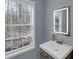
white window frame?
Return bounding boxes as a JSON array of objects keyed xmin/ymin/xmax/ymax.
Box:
[{"xmin": 5, "ymin": 0, "xmax": 35, "ymax": 59}]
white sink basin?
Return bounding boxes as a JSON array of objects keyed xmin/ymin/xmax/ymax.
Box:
[{"xmin": 40, "ymin": 40, "xmax": 72, "ymax": 59}]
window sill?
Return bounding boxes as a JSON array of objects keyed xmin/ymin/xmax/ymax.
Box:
[{"xmin": 5, "ymin": 45, "xmax": 35, "ymax": 59}]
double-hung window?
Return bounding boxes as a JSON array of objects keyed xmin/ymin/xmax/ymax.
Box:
[{"xmin": 5, "ymin": 0, "xmax": 35, "ymax": 58}]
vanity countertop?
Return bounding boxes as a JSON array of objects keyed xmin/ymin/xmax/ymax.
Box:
[{"xmin": 40, "ymin": 40, "xmax": 73, "ymax": 59}]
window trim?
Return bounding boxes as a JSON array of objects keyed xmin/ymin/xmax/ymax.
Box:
[
  {"xmin": 5, "ymin": 0, "xmax": 35, "ymax": 59},
  {"xmin": 5, "ymin": 44, "xmax": 34, "ymax": 59}
]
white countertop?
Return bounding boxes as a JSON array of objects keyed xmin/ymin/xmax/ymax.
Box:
[{"xmin": 40, "ymin": 40, "xmax": 73, "ymax": 59}]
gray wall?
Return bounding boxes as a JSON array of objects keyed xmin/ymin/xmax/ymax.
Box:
[
  {"xmin": 44, "ymin": 0, "xmax": 73, "ymax": 46},
  {"xmin": 11, "ymin": 0, "xmax": 45, "ymax": 59}
]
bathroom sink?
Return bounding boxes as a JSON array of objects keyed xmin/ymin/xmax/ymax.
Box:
[{"xmin": 40, "ymin": 40, "xmax": 72, "ymax": 59}]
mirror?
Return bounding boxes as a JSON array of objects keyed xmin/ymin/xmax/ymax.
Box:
[{"xmin": 54, "ymin": 7, "xmax": 69, "ymax": 35}]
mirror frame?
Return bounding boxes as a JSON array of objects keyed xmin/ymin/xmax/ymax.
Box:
[{"xmin": 53, "ymin": 7, "xmax": 69, "ymax": 35}]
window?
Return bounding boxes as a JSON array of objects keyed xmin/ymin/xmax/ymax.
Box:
[{"xmin": 5, "ymin": 0, "xmax": 35, "ymax": 58}]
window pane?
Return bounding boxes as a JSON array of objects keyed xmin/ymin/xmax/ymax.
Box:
[
  {"xmin": 16, "ymin": 3, "xmax": 22, "ymax": 24},
  {"xmin": 11, "ymin": 3, "xmax": 17, "ymax": 24},
  {"xmin": 11, "ymin": 26, "xmax": 22, "ymax": 37},
  {"xmin": 22, "ymin": 36, "xmax": 32, "ymax": 46},
  {"xmin": 5, "ymin": 1, "xmax": 12, "ymax": 24},
  {"xmin": 12, "ymin": 37, "xmax": 22, "ymax": 50},
  {"xmin": 5, "ymin": 40, "xmax": 11, "ymax": 52},
  {"xmin": 5, "ymin": 26, "xmax": 11, "ymax": 39},
  {"xmin": 22, "ymin": 26, "xmax": 31, "ymax": 36},
  {"xmin": 22, "ymin": 5, "xmax": 31, "ymax": 24}
]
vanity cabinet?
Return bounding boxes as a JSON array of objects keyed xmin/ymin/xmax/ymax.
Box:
[
  {"xmin": 40, "ymin": 49, "xmax": 73, "ymax": 59},
  {"xmin": 40, "ymin": 49, "xmax": 54, "ymax": 59},
  {"xmin": 66, "ymin": 51, "xmax": 73, "ymax": 59}
]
